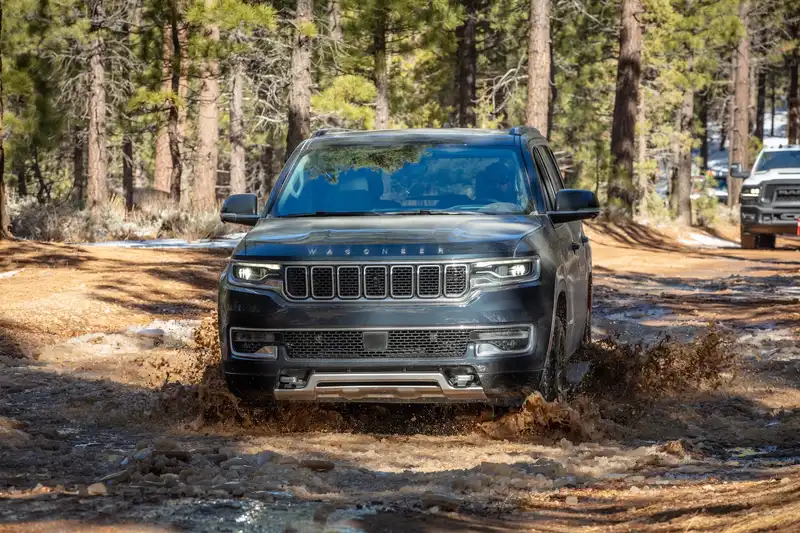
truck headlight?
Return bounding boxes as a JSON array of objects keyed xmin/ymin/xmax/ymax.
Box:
[
  {"xmin": 741, "ymin": 187, "xmax": 760, "ymax": 198},
  {"xmin": 229, "ymin": 262, "xmax": 281, "ymax": 286},
  {"xmin": 471, "ymin": 258, "xmax": 540, "ymax": 287}
]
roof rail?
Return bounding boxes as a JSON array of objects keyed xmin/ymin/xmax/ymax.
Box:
[
  {"xmin": 311, "ymin": 128, "xmax": 353, "ymax": 138},
  {"xmin": 509, "ymin": 126, "xmax": 543, "ymax": 137}
]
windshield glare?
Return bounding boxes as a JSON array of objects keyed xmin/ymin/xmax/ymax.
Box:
[
  {"xmin": 755, "ymin": 151, "xmax": 800, "ymax": 172},
  {"xmin": 271, "ymin": 144, "xmax": 533, "ymax": 217}
]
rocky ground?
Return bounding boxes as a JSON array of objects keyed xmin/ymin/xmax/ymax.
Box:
[{"xmin": 1, "ymin": 221, "xmax": 799, "ymax": 532}]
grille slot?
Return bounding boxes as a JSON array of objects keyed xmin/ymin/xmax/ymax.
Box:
[
  {"xmin": 337, "ymin": 266, "xmax": 360, "ymax": 299},
  {"xmin": 444, "ymin": 265, "xmax": 468, "ymax": 297},
  {"xmin": 390, "ymin": 266, "xmax": 414, "ymax": 298},
  {"xmin": 417, "ymin": 265, "xmax": 441, "ymax": 298},
  {"xmin": 310, "ymin": 267, "xmax": 335, "ymax": 299},
  {"xmin": 285, "ymin": 267, "xmax": 308, "ymax": 299},
  {"xmin": 363, "ymin": 266, "xmax": 388, "ymax": 298},
  {"xmin": 283, "ymin": 329, "xmax": 470, "ymax": 359}
]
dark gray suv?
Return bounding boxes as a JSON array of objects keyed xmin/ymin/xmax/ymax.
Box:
[{"xmin": 218, "ymin": 127, "xmax": 599, "ymax": 403}]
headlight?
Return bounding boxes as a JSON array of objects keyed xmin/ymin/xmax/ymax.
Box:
[
  {"xmin": 229, "ymin": 262, "xmax": 281, "ymax": 286},
  {"xmin": 471, "ymin": 258, "xmax": 540, "ymax": 287},
  {"xmin": 741, "ymin": 187, "xmax": 760, "ymax": 198}
]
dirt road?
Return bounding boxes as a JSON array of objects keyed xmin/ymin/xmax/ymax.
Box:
[{"xmin": 1, "ymin": 223, "xmax": 799, "ymax": 532}]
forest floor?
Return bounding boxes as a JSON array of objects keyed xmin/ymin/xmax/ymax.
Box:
[{"xmin": 1, "ymin": 221, "xmax": 800, "ymax": 532}]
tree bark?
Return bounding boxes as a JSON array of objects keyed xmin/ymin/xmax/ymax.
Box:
[
  {"xmin": 635, "ymin": 91, "xmax": 647, "ymax": 213},
  {"xmin": 259, "ymin": 144, "xmax": 276, "ymax": 197},
  {"xmin": 14, "ymin": 157, "xmax": 27, "ymax": 197},
  {"xmin": 154, "ymin": 26, "xmax": 172, "ymax": 193},
  {"xmin": 285, "ymin": 0, "xmax": 314, "ymax": 160},
  {"xmin": 456, "ymin": 0, "xmax": 478, "ymax": 128},
  {"xmin": 123, "ymin": 9, "xmax": 135, "ymax": 211},
  {"xmin": 525, "ymin": 0, "xmax": 551, "ymax": 136},
  {"xmin": 373, "ymin": 0, "xmax": 389, "ymax": 129},
  {"xmin": 87, "ymin": 1, "xmax": 107, "ymax": 207},
  {"xmin": 169, "ymin": 2, "xmax": 188, "ymax": 203},
  {"xmin": 608, "ymin": 0, "xmax": 642, "ymax": 215},
  {"xmin": 0, "ymin": 1, "xmax": 11, "ymax": 240},
  {"xmin": 229, "ymin": 60, "xmax": 247, "ymax": 194},
  {"xmin": 728, "ymin": 0, "xmax": 749, "ymax": 208},
  {"xmin": 699, "ymin": 92, "xmax": 709, "ymax": 171},
  {"xmin": 676, "ymin": 85, "xmax": 694, "ymax": 225},
  {"xmin": 770, "ymin": 70, "xmax": 775, "ymax": 137},
  {"xmin": 328, "ymin": 0, "xmax": 343, "ymax": 42},
  {"xmin": 789, "ymin": 54, "xmax": 799, "ymax": 145},
  {"xmin": 192, "ymin": 0, "xmax": 221, "ymax": 209},
  {"xmin": 73, "ymin": 130, "xmax": 86, "ymax": 207},
  {"xmin": 755, "ymin": 68, "xmax": 766, "ymax": 141}
]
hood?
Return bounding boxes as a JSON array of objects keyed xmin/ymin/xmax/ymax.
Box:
[
  {"xmin": 235, "ymin": 215, "xmax": 542, "ymax": 260},
  {"xmin": 743, "ymin": 168, "xmax": 800, "ymax": 187}
]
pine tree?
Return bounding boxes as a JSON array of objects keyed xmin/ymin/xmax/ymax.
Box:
[
  {"xmin": 0, "ymin": 0, "xmax": 10, "ymax": 240},
  {"xmin": 286, "ymin": 0, "xmax": 315, "ymax": 159},
  {"xmin": 526, "ymin": 0, "xmax": 551, "ymax": 136}
]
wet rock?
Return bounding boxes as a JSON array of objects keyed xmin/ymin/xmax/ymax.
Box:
[
  {"xmin": 313, "ymin": 504, "xmax": 337, "ymax": 523},
  {"xmin": 525, "ymin": 459, "xmax": 566, "ymax": 478},
  {"xmin": 153, "ymin": 437, "xmax": 179, "ymax": 450},
  {"xmin": 143, "ymin": 473, "xmax": 162, "ymax": 483},
  {"xmin": 255, "ymin": 451, "xmax": 275, "ymax": 465},
  {"xmin": 565, "ymin": 495, "xmax": 578, "ymax": 505},
  {"xmin": 179, "ymin": 468, "xmax": 196, "ymax": 482},
  {"xmin": 300, "ymin": 459, "xmax": 335, "ymax": 472},
  {"xmin": 99, "ymin": 470, "xmax": 130, "ymax": 484},
  {"xmin": 479, "ymin": 462, "xmax": 517, "ymax": 477},
  {"xmin": 161, "ymin": 474, "xmax": 180, "ymax": 487},
  {"xmin": 134, "ymin": 448, "xmax": 153, "ymax": 461},
  {"xmin": 553, "ymin": 476, "xmax": 577, "ymax": 489},
  {"xmin": 162, "ymin": 450, "xmax": 192, "ymax": 462},
  {"xmin": 420, "ymin": 493, "xmax": 460, "ymax": 511},
  {"xmin": 206, "ymin": 453, "xmax": 227, "ymax": 465},
  {"xmin": 215, "ymin": 482, "xmax": 245, "ymax": 497},
  {"xmin": 135, "ymin": 440, "xmax": 150, "ymax": 450},
  {"xmin": 87, "ymin": 482, "xmax": 108, "ymax": 496},
  {"xmin": 220, "ymin": 457, "xmax": 247, "ymax": 469},
  {"xmin": 452, "ymin": 475, "xmax": 483, "ymax": 492}
]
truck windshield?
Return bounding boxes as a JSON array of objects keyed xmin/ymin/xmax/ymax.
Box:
[
  {"xmin": 271, "ymin": 144, "xmax": 534, "ymax": 217},
  {"xmin": 755, "ymin": 151, "xmax": 800, "ymax": 172}
]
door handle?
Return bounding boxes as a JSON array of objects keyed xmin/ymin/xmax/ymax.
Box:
[{"xmin": 570, "ymin": 242, "xmax": 581, "ymax": 252}]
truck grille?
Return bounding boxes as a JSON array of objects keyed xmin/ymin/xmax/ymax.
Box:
[
  {"xmin": 282, "ymin": 329, "xmax": 470, "ymax": 358},
  {"xmin": 283, "ymin": 264, "xmax": 469, "ymax": 301},
  {"xmin": 774, "ymin": 187, "xmax": 800, "ymax": 203}
]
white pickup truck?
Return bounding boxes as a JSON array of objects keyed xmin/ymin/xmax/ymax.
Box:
[{"xmin": 733, "ymin": 146, "xmax": 800, "ymax": 249}]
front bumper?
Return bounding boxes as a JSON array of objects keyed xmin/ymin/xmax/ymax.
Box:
[
  {"xmin": 741, "ymin": 205, "xmax": 800, "ymax": 235},
  {"xmin": 218, "ymin": 280, "xmax": 553, "ymax": 403}
]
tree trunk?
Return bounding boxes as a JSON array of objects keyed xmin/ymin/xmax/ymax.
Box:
[
  {"xmin": 755, "ymin": 68, "xmax": 766, "ymax": 141},
  {"xmin": 456, "ymin": 0, "xmax": 478, "ymax": 128},
  {"xmin": 525, "ymin": 0, "xmax": 551, "ymax": 136},
  {"xmin": 635, "ymin": 91, "xmax": 647, "ymax": 213},
  {"xmin": 169, "ymin": 1, "xmax": 187, "ymax": 203},
  {"xmin": 328, "ymin": 0, "xmax": 343, "ymax": 42},
  {"xmin": 728, "ymin": 1, "xmax": 749, "ymax": 208},
  {"xmin": 699, "ymin": 92, "xmax": 709, "ymax": 171},
  {"xmin": 285, "ymin": 0, "xmax": 314, "ymax": 160},
  {"xmin": 259, "ymin": 144, "xmax": 276, "ymax": 198},
  {"xmin": 192, "ymin": 0, "xmax": 221, "ymax": 209},
  {"xmin": 770, "ymin": 70, "xmax": 775, "ymax": 137},
  {"xmin": 373, "ymin": 1, "xmax": 389, "ymax": 129},
  {"xmin": 789, "ymin": 55, "xmax": 799, "ymax": 145},
  {"xmin": 87, "ymin": 1, "xmax": 107, "ymax": 207},
  {"xmin": 608, "ymin": 0, "xmax": 642, "ymax": 215},
  {"xmin": 229, "ymin": 60, "xmax": 247, "ymax": 194},
  {"xmin": 123, "ymin": 9, "xmax": 135, "ymax": 211},
  {"xmin": 14, "ymin": 157, "xmax": 27, "ymax": 197},
  {"xmin": 73, "ymin": 131, "xmax": 86, "ymax": 208},
  {"xmin": 677, "ymin": 86, "xmax": 694, "ymax": 226},
  {"xmin": 154, "ymin": 25, "xmax": 173, "ymax": 193},
  {"xmin": 0, "ymin": 1, "xmax": 11, "ymax": 240}
]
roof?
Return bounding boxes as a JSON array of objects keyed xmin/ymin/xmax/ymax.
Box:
[{"xmin": 305, "ymin": 127, "xmax": 544, "ymax": 148}]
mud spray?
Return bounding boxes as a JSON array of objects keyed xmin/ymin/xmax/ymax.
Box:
[{"xmin": 159, "ymin": 315, "xmax": 738, "ymax": 442}]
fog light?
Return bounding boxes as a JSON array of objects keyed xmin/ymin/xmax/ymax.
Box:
[
  {"xmin": 231, "ymin": 329, "xmax": 279, "ymax": 359},
  {"xmin": 471, "ymin": 328, "xmax": 532, "ymax": 356}
]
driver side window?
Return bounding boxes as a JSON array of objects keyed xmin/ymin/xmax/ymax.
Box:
[{"xmin": 530, "ymin": 144, "xmax": 559, "ymax": 211}]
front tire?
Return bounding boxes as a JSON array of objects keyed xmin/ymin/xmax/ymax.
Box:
[{"xmin": 540, "ymin": 313, "xmax": 568, "ymax": 402}]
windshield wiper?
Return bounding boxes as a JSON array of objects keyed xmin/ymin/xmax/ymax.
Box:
[
  {"xmin": 279, "ymin": 211, "xmax": 385, "ymax": 218},
  {"xmin": 383, "ymin": 209, "xmax": 486, "ymax": 216}
]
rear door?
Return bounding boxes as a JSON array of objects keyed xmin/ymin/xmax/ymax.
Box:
[{"xmin": 530, "ymin": 143, "xmax": 586, "ymax": 354}]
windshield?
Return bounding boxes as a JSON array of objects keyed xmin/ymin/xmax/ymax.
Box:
[
  {"xmin": 755, "ymin": 151, "xmax": 800, "ymax": 172},
  {"xmin": 271, "ymin": 144, "xmax": 533, "ymax": 217}
]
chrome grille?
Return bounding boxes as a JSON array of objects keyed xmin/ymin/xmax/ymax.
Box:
[
  {"xmin": 444, "ymin": 265, "xmax": 468, "ymax": 297},
  {"xmin": 310, "ymin": 266, "xmax": 334, "ymax": 299},
  {"xmin": 337, "ymin": 266, "xmax": 360, "ymax": 299},
  {"xmin": 417, "ymin": 265, "xmax": 441, "ymax": 298},
  {"xmin": 364, "ymin": 266, "xmax": 388, "ymax": 298},
  {"xmin": 283, "ymin": 329, "xmax": 470, "ymax": 358},
  {"xmin": 285, "ymin": 267, "xmax": 308, "ymax": 299},
  {"xmin": 390, "ymin": 266, "xmax": 414, "ymax": 298},
  {"xmin": 286, "ymin": 264, "xmax": 469, "ymax": 301}
]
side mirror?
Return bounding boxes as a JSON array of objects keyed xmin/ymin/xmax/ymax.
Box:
[
  {"xmin": 729, "ymin": 163, "xmax": 749, "ymax": 179},
  {"xmin": 221, "ymin": 194, "xmax": 260, "ymax": 226},
  {"xmin": 549, "ymin": 189, "xmax": 600, "ymax": 224}
]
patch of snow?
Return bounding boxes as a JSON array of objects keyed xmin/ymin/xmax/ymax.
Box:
[
  {"xmin": 679, "ymin": 232, "xmax": 738, "ymax": 249},
  {"xmin": 129, "ymin": 319, "xmax": 202, "ymax": 347},
  {"xmin": 0, "ymin": 268, "xmax": 24, "ymax": 279},
  {"xmin": 79, "ymin": 235, "xmax": 243, "ymax": 249}
]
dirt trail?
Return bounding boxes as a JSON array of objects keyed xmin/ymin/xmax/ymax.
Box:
[{"xmin": 1, "ymin": 223, "xmax": 799, "ymax": 532}]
